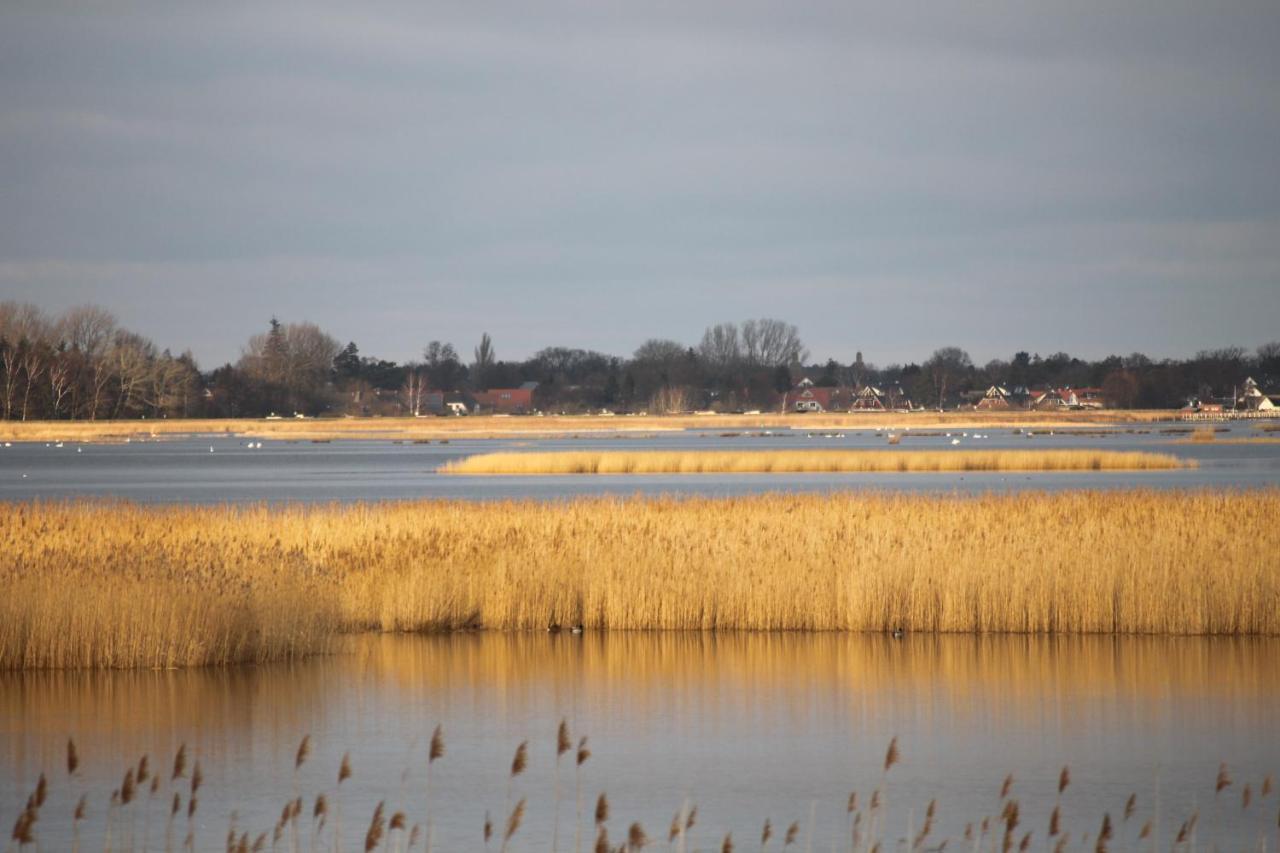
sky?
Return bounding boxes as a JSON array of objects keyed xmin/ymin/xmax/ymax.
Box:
[{"xmin": 1, "ymin": 1, "xmax": 1278, "ymax": 369}]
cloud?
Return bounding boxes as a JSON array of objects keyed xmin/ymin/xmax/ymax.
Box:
[{"xmin": 1, "ymin": 1, "xmax": 1278, "ymax": 366}]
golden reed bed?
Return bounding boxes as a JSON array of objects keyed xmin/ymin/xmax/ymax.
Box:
[
  {"xmin": 440, "ymin": 448, "xmax": 1187, "ymax": 474},
  {"xmin": 2, "ymin": 490, "xmax": 1277, "ymax": 669}
]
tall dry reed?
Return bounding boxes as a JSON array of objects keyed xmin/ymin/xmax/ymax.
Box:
[
  {"xmin": 1, "ymin": 490, "xmax": 1277, "ymax": 670},
  {"xmin": 440, "ymin": 448, "xmax": 1188, "ymax": 475}
]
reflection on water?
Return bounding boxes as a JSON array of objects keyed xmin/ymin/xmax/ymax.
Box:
[{"xmin": 3, "ymin": 633, "xmax": 1278, "ymax": 849}]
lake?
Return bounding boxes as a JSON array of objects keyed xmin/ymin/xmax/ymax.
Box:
[
  {"xmin": 1, "ymin": 423, "xmax": 1278, "ymax": 503},
  {"xmin": 3, "ymin": 424, "xmax": 1277, "ymax": 850},
  {"xmin": 3, "ymin": 633, "xmax": 1276, "ymax": 850}
]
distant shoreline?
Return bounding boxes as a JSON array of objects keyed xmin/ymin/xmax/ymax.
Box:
[{"xmin": 0, "ymin": 409, "xmax": 1211, "ymax": 443}]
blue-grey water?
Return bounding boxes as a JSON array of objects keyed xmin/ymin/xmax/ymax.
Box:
[
  {"xmin": 3, "ymin": 633, "xmax": 1278, "ymax": 852},
  {"xmin": 1, "ymin": 422, "xmax": 1278, "ymax": 503}
]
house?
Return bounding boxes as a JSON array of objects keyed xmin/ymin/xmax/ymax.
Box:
[
  {"xmin": 471, "ymin": 381, "xmax": 539, "ymax": 414},
  {"xmin": 976, "ymin": 386, "xmax": 1015, "ymax": 410},
  {"xmin": 1238, "ymin": 377, "xmax": 1276, "ymax": 411},
  {"xmin": 1031, "ymin": 387, "xmax": 1106, "ymax": 410},
  {"xmin": 1181, "ymin": 397, "xmax": 1223, "ymax": 413},
  {"xmin": 851, "ymin": 385, "xmax": 886, "ymax": 411},
  {"xmin": 851, "ymin": 383, "xmax": 913, "ymax": 411},
  {"xmin": 784, "ymin": 378, "xmax": 852, "ymax": 412}
]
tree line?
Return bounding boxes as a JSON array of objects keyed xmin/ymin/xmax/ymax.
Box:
[{"xmin": 1, "ymin": 300, "xmax": 1277, "ymax": 419}]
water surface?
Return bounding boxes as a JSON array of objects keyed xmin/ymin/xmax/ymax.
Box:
[
  {"xmin": 2, "ymin": 424, "xmax": 1278, "ymax": 503},
  {"xmin": 3, "ymin": 634, "xmax": 1276, "ymax": 850}
]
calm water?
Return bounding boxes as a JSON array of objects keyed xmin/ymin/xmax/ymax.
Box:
[
  {"xmin": 2, "ymin": 634, "xmax": 1277, "ymax": 850},
  {"xmin": 1, "ymin": 423, "xmax": 1278, "ymax": 503},
  {"xmin": 4, "ymin": 427, "xmax": 1277, "ymax": 850}
]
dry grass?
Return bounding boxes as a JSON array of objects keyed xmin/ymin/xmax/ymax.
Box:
[
  {"xmin": 1176, "ymin": 433, "xmax": 1280, "ymax": 445},
  {"xmin": 0, "ymin": 410, "xmax": 1182, "ymax": 443},
  {"xmin": 2, "ymin": 490, "xmax": 1277, "ymax": 669},
  {"xmin": 440, "ymin": 448, "xmax": 1188, "ymax": 474}
]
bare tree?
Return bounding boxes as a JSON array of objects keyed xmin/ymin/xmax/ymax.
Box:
[
  {"xmin": 401, "ymin": 364, "xmax": 428, "ymax": 416},
  {"xmin": 741, "ymin": 319, "xmax": 808, "ymax": 367},
  {"xmin": 47, "ymin": 350, "xmax": 76, "ymax": 418},
  {"xmin": 472, "ymin": 333, "xmax": 496, "ymax": 389},
  {"xmin": 57, "ymin": 305, "xmax": 119, "ymax": 419},
  {"xmin": 633, "ymin": 339, "xmax": 686, "ymax": 364},
  {"xmin": 698, "ymin": 323, "xmax": 742, "ymax": 368},
  {"xmin": 142, "ymin": 351, "xmax": 198, "ymax": 417},
  {"xmin": 242, "ymin": 319, "xmax": 341, "ymax": 412},
  {"xmin": 924, "ymin": 347, "xmax": 973, "ymax": 410},
  {"xmin": 0, "ymin": 342, "xmax": 19, "ymax": 420},
  {"xmin": 18, "ymin": 341, "xmax": 48, "ymax": 421},
  {"xmin": 649, "ymin": 385, "xmax": 691, "ymax": 414},
  {"xmin": 110, "ymin": 331, "xmax": 156, "ymax": 418}
]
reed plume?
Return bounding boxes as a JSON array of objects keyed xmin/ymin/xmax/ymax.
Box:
[
  {"xmin": 626, "ymin": 821, "xmax": 647, "ymax": 851},
  {"xmin": 1243, "ymin": 783, "xmax": 1252, "ymax": 809},
  {"xmin": 426, "ymin": 724, "xmax": 444, "ymax": 853},
  {"xmin": 364, "ymin": 801, "xmax": 385, "ymax": 853},
  {"xmin": 594, "ymin": 793, "xmax": 609, "ymax": 827},
  {"xmin": 1058, "ymin": 766, "xmax": 1070, "ymax": 795},
  {"xmin": 429, "ymin": 725, "xmax": 444, "ymax": 763},
  {"xmin": 295, "ymin": 735, "xmax": 311, "ymax": 771},
  {"xmin": 172, "ymin": 744, "xmax": 187, "ymax": 781},
  {"xmin": 553, "ymin": 719, "xmax": 570, "ymax": 853},
  {"xmin": 784, "ymin": 821, "xmax": 798, "ymax": 846},
  {"xmin": 883, "ymin": 737, "xmax": 900, "ymax": 772},
  {"xmin": 1000, "ymin": 773, "xmax": 1013, "ymax": 800},
  {"xmin": 574, "ymin": 737, "xmax": 591, "ymax": 853},
  {"xmin": 761, "ymin": 818, "xmax": 772, "ymax": 848},
  {"xmin": 593, "ymin": 827, "xmax": 608, "ymax": 853},
  {"xmin": 1124, "ymin": 793, "xmax": 1136, "ymax": 820},
  {"xmin": 1216, "ymin": 762, "xmax": 1232, "ymax": 793},
  {"xmin": 721, "ymin": 832, "xmax": 733, "ymax": 853},
  {"xmin": 501, "ymin": 798, "xmax": 525, "ymax": 853},
  {"xmin": 511, "ymin": 741, "xmax": 528, "ymax": 778},
  {"xmin": 67, "ymin": 738, "xmax": 80, "ymax": 776}
]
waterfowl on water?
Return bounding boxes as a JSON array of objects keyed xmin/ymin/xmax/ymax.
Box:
[
  {"xmin": 570, "ymin": 624, "xmax": 584, "ymax": 634},
  {"xmin": 547, "ymin": 624, "xmax": 561, "ymax": 633},
  {"xmin": 891, "ymin": 628, "xmax": 904, "ymax": 639}
]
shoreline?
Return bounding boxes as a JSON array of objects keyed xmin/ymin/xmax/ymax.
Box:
[{"xmin": 0, "ymin": 410, "xmax": 1207, "ymax": 443}]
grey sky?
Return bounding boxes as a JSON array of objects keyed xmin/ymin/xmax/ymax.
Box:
[{"xmin": 2, "ymin": 1, "xmax": 1278, "ymax": 369}]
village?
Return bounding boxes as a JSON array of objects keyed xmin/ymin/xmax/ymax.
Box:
[{"xmin": 408, "ymin": 375, "xmax": 1280, "ymax": 418}]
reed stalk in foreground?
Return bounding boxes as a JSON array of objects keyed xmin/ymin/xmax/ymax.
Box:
[
  {"xmin": 439, "ymin": 448, "xmax": 1188, "ymax": 475},
  {"xmin": 1, "ymin": 489, "xmax": 1277, "ymax": 670},
  {"xmin": 9, "ymin": 733, "xmax": 1274, "ymax": 853}
]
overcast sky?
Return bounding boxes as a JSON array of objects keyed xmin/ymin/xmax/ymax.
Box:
[{"xmin": 2, "ymin": 1, "xmax": 1278, "ymax": 368}]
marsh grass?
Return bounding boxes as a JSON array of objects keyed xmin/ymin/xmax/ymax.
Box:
[
  {"xmin": 1, "ymin": 490, "xmax": 1277, "ymax": 670},
  {"xmin": 439, "ymin": 448, "xmax": 1188, "ymax": 475}
]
